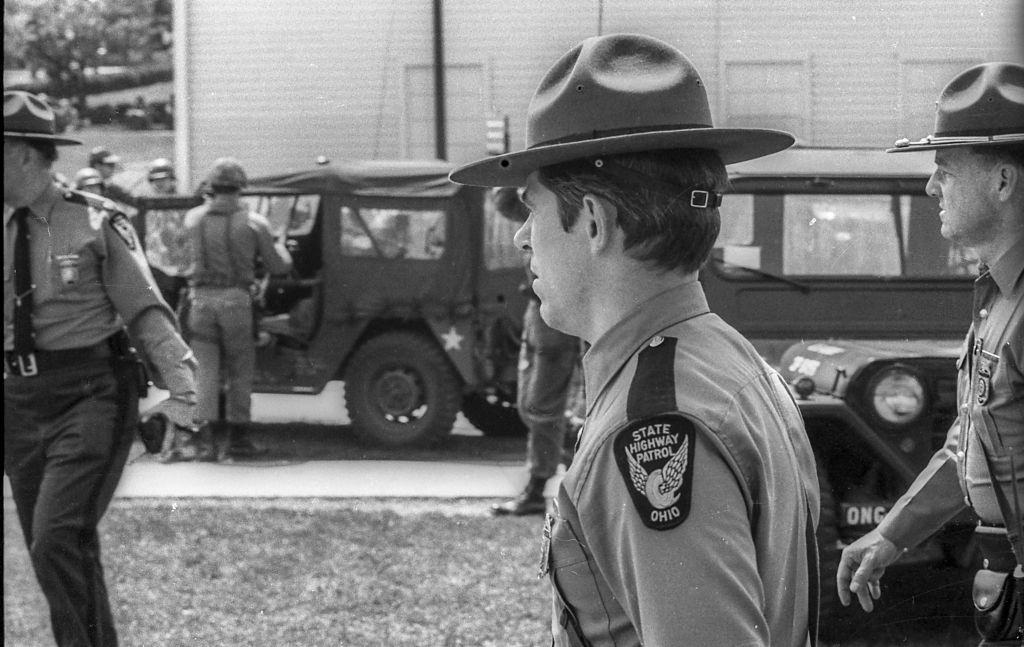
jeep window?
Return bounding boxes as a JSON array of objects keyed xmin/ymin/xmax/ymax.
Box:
[
  {"xmin": 783, "ymin": 194, "xmax": 901, "ymax": 276},
  {"xmin": 339, "ymin": 206, "xmax": 446, "ymax": 260},
  {"xmin": 484, "ymin": 194, "xmax": 523, "ymax": 270},
  {"xmin": 241, "ymin": 194, "xmax": 321, "ymax": 238},
  {"xmin": 714, "ymin": 192, "xmax": 978, "ymax": 279},
  {"xmin": 143, "ymin": 208, "xmax": 194, "ymax": 277}
]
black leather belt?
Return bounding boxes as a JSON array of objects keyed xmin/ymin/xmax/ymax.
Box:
[
  {"xmin": 5, "ymin": 339, "xmax": 117, "ymax": 377},
  {"xmin": 976, "ymin": 524, "xmax": 1018, "ymax": 572}
]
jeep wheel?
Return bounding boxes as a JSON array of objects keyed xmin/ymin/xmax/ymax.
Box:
[
  {"xmin": 345, "ymin": 331, "xmax": 461, "ymax": 446},
  {"xmin": 816, "ymin": 461, "xmax": 854, "ymax": 640},
  {"xmin": 461, "ymin": 390, "xmax": 527, "ymax": 437}
]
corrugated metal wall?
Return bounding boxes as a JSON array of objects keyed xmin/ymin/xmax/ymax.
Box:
[{"xmin": 178, "ymin": 0, "xmax": 1019, "ymax": 188}]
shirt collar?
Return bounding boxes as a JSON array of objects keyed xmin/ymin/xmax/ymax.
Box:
[
  {"xmin": 4, "ymin": 182, "xmax": 61, "ymax": 227},
  {"xmin": 986, "ymin": 234, "xmax": 1024, "ymax": 298},
  {"xmin": 583, "ymin": 280, "xmax": 710, "ymax": 414}
]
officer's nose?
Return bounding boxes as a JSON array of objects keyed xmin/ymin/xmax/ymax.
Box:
[
  {"xmin": 513, "ymin": 216, "xmax": 532, "ymax": 252},
  {"xmin": 925, "ymin": 171, "xmax": 941, "ymax": 199}
]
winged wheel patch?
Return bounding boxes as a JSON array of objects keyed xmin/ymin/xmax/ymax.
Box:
[{"xmin": 613, "ymin": 414, "xmax": 696, "ymax": 530}]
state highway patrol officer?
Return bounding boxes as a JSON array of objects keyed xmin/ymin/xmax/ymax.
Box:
[
  {"xmin": 3, "ymin": 90, "xmax": 198, "ymax": 647},
  {"xmin": 837, "ymin": 63, "xmax": 1024, "ymax": 646},
  {"xmin": 183, "ymin": 157, "xmax": 292, "ymax": 460},
  {"xmin": 451, "ymin": 34, "xmax": 820, "ymax": 646}
]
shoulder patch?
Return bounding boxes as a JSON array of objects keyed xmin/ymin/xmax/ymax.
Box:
[
  {"xmin": 108, "ymin": 212, "xmax": 138, "ymax": 250},
  {"xmin": 614, "ymin": 413, "xmax": 696, "ymax": 530}
]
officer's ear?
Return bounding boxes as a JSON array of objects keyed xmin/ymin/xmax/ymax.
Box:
[
  {"xmin": 580, "ymin": 193, "xmax": 617, "ymax": 255},
  {"xmin": 992, "ymin": 159, "xmax": 1021, "ymax": 203}
]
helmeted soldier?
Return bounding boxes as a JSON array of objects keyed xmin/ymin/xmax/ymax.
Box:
[
  {"xmin": 183, "ymin": 157, "xmax": 292, "ymax": 460},
  {"xmin": 4, "ymin": 90, "xmax": 198, "ymax": 646},
  {"xmin": 72, "ymin": 166, "xmax": 105, "ymax": 194}
]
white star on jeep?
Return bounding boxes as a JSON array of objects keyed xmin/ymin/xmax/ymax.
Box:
[{"xmin": 441, "ymin": 326, "xmax": 463, "ymax": 351}]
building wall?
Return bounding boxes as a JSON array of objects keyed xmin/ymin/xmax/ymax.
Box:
[{"xmin": 177, "ymin": 0, "xmax": 1019, "ymax": 188}]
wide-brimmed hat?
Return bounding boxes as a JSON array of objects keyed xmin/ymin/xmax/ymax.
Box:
[
  {"xmin": 451, "ymin": 34, "xmax": 794, "ymax": 187},
  {"xmin": 3, "ymin": 90, "xmax": 82, "ymax": 145},
  {"xmin": 888, "ymin": 62, "xmax": 1024, "ymax": 153}
]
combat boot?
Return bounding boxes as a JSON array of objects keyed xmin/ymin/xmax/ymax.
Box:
[
  {"xmin": 491, "ymin": 476, "xmax": 548, "ymax": 516},
  {"xmin": 226, "ymin": 424, "xmax": 267, "ymax": 459}
]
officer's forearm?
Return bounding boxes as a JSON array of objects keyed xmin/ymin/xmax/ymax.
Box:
[{"xmin": 128, "ymin": 307, "xmax": 198, "ymax": 404}]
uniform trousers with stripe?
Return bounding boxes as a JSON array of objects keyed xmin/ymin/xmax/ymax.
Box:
[{"xmin": 4, "ymin": 357, "xmax": 139, "ymax": 647}]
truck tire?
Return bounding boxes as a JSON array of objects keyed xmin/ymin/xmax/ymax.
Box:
[
  {"xmin": 345, "ymin": 331, "xmax": 461, "ymax": 446},
  {"xmin": 816, "ymin": 460, "xmax": 853, "ymax": 641},
  {"xmin": 461, "ymin": 391, "xmax": 528, "ymax": 437}
]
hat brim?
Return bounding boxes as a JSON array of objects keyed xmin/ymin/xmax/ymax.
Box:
[
  {"xmin": 887, "ymin": 133, "xmax": 1024, "ymax": 153},
  {"xmin": 4, "ymin": 130, "xmax": 82, "ymax": 146},
  {"xmin": 450, "ymin": 127, "xmax": 795, "ymax": 186}
]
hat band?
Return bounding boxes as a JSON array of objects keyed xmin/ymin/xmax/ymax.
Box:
[
  {"xmin": 529, "ymin": 122, "xmax": 712, "ymax": 149},
  {"xmin": 893, "ymin": 132, "xmax": 1024, "ymax": 148}
]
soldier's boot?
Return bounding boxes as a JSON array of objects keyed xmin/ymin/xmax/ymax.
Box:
[
  {"xmin": 226, "ymin": 424, "xmax": 267, "ymax": 459},
  {"xmin": 491, "ymin": 476, "xmax": 548, "ymax": 516},
  {"xmin": 192, "ymin": 423, "xmax": 218, "ymax": 462}
]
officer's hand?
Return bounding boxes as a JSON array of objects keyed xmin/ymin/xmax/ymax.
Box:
[
  {"xmin": 141, "ymin": 397, "xmax": 196, "ymax": 431},
  {"xmin": 836, "ymin": 529, "xmax": 902, "ymax": 612}
]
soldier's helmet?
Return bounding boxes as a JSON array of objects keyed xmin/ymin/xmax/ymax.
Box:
[
  {"xmin": 204, "ymin": 157, "xmax": 248, "ymax": 191},
  {"xmin": 88, "ymin": 146, "xmax": 120, "ymax": 167},
  {"xmin": 73, "ymin": 167, "xmax": 105, "ymax": 191},
  {"xmin": 148, "ymin": 157, "xmax": 176, "ymax": 181}
]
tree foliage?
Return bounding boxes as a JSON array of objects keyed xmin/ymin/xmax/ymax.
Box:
[{"xmin": 4, "ymin": 0, "xmax": 171, "ymax": 100}]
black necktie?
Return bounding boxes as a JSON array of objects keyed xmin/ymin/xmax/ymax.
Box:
[{"xmin": 13, "ymin": 207, "xmax": 35, "ymax": 359}]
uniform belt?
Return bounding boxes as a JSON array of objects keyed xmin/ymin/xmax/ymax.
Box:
[
  {"xmin": 976, "ymin": 524, "xmax": 1019, "ymax": 572},
  {"xmin": 4, "ymin": 337, "xmax": 120, "ymax": 378}
]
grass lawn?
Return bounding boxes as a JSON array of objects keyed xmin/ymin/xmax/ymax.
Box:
[{"xmin": 4, "ymin": 498, "xmax": 979, "ymax": 647}]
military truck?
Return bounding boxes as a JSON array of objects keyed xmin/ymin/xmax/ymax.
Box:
[
  {"xmin": 707, "ymin": 147, "xmax": 975, "ymax": 633},
  {"xmin": 135, "ymin": 160, "xmax": 530, "ymax": 447}
]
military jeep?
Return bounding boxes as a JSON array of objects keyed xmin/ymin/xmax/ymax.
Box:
[
  {"xmin": 703, "ymin": 147, "xmax": 977, "ymax": 632},
  {"xmin": 134, "ymin": 160, "xmax": 529, "ymax": 446}
]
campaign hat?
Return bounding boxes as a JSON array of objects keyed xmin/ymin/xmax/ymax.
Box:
[
  {"xmin": 450, "ymin": 33, "xmax": 794, "ymax": 187},
  {"xmin": 3, "ymin": 90, "xmax": 82, "ymax": 145},
  {"xmin": 888, "ymin": 62, "xmax": 1024, "ymax": 153}
]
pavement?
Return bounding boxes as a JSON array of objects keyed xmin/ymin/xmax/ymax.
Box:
[{"xmin": 2, "ymin": 381, "xmax": 563, "ymax": 501}]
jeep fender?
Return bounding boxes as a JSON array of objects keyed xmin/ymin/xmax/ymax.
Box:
[
  {"xmin": 424, "ymin": 317, "xmax": 477, "ymax": 384},
  {"xmin": 796, "ymin": 397, "xmax": 919, "ymax": 485}
]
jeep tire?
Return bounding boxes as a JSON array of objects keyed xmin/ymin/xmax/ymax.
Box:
[
  {"xmin": 345, "ymin": 331, "xmax": 462, "ymax": 446},
  {"xmin": 461, "ymin": 391, "xmax": 528, "ymax": 437}
]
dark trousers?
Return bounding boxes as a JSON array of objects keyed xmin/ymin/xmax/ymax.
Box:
[{"xmin": 4, "ymin": 358, "xmax": 138, "ymax": 647}]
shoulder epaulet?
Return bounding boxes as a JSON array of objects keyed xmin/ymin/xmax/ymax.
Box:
[{"xmin": 64, "ymin": 188, "xmax": 121, "ymax": 214}]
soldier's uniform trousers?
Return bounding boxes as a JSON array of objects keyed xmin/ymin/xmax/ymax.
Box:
[
  {"xmin": 517, "ymin": 299, "xmax": 578, "ymax": 480},
  {"xmin": 4, "ymin": 350, "xmax": 139, "ymax": 647},
  {"xmin": 187, "ymin": 286, "xmax": 254, "ymax": 423}
]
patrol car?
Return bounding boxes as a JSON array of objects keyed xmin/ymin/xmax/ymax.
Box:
[
  {"xmin": 708, "ymin": 148, "xmax": 975, "ymax": 633},
  {"xmin": 134, "ymin": 160, "xmax": 529, "ymax": 446}
]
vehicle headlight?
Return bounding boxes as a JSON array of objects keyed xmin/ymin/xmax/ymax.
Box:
[{"xmin": 867, "ymin": 365, "xmax": 926, "ymax": 426}]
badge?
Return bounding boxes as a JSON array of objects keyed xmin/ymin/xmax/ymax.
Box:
[
  {"xmin": 56, "ymin": 254, "xmax": 80, "ymax": 286},
  {"xmin": 109, "ymin": 212, "xmax": 138, "ymax": 250},
  {"xmin": 976, "ymin": 351, "xmax": 998, "ymax": 406},
  {"xmin": 614, "ymin": 413, "xmax": 696, "ymax": 530}
]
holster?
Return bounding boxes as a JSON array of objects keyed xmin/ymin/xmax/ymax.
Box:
[
  {"xmin": 110, "ymin": 329, "xmax": 150, "ymax": 396},
  {"xmin": 973, "ymin": 526, "xmax": 1024, "ymax": 643}
]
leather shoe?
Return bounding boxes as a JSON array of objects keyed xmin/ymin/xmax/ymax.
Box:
[{"xmin": 491, "ymin": 477, "xmax": 548, "ymax": 516}]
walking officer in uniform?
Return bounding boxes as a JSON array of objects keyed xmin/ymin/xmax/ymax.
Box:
[
  {"xmin": 451, "ymin": 34, "xmax": 820, "ymax": 646},
  {"xmin": 183, "ymin": 158, "xmax": 292, "ymax": 460},
  {"xmin": 837, "ymin": 63, "xmax": 1024, "ymax": 646},
  {"xmin": 4, "ymin": 90, "xmax": 198, "ymax": 646}
]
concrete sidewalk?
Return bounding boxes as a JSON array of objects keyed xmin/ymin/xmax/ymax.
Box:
[{"xmin": 2, "ymin": 448, "xmax": 562, "ymax": 500}]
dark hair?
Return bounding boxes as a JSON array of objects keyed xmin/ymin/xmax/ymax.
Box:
[
  {"xmin": 537, "ymin": 148, "xmax": 727, "ymax": 273},
  {"xmin": 971, "ymin": 144, "xmax": 1024, "ymax": 169},
  {"xmin": 21, "ymin": 138, "xmax": 59, "ymax": 164}
]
